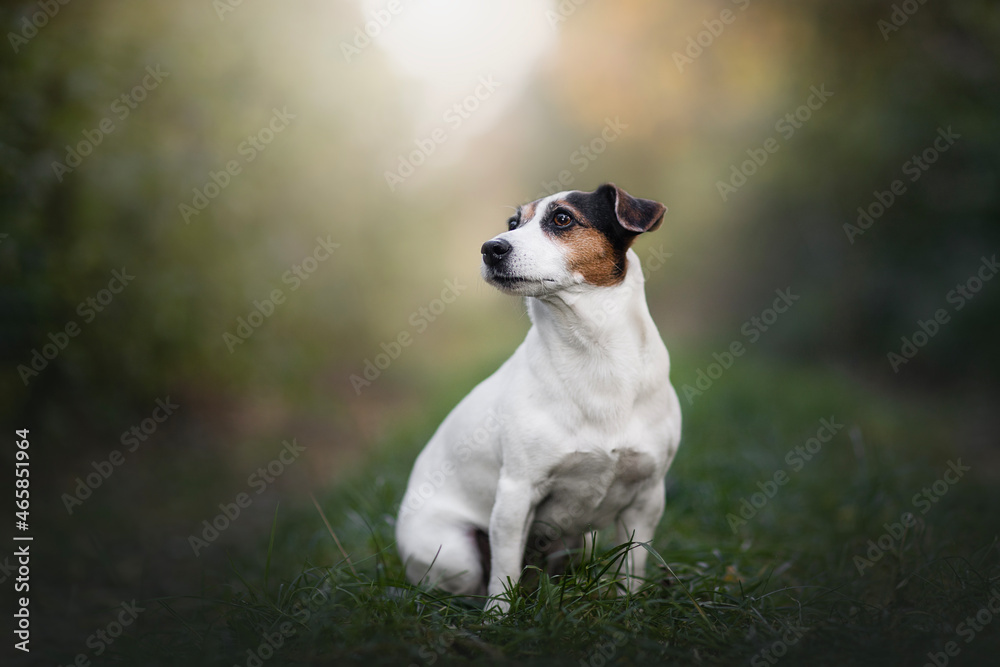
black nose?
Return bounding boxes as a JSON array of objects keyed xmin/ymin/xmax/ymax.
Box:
[{"xmin": 481, "ymin": 238, "xmax": 511, "ymax": 267}]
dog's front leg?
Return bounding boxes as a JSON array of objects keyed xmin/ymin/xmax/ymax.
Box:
[
  {"xmin": 485, "ymin": 476, "xmax": 535, "ymax": 614},
  {"xmin": 615, "ymin": 481, "xmax": 666, "ymax": 594}
]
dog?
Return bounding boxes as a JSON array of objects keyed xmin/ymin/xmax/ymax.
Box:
[{"xmin": 395, "ymin": 183, "xmax": 681, "ymax": 613}]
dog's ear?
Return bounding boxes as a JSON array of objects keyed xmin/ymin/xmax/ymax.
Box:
[{"xmin": 596, "ymin": 183, "xmax": 666, "ymax": 234}]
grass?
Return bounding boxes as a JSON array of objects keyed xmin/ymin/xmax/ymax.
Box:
[{"xmin": 93, "ymin": 357, "xmax": 1000, "ymax": 666}]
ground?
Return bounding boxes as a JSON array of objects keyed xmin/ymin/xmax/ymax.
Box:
[{"xmin": 43, "ymin": 355, "xmax": 1000, "ymax": 666}]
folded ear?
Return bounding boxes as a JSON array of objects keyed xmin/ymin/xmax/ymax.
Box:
[{"xmin": 596, "ymin": 183, "xmax": 666, "ymax": 234}]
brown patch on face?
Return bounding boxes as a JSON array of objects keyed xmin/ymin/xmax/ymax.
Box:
[
  {"xmin": 558, "ymin": 222, "xmax": 627, "ymax": 287},
  {"xmin": 519, "ymin": 200, "xmax": 539, "ymax": 224}
]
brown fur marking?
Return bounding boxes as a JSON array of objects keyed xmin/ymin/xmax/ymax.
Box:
[
  {"xmin": 560, "ymin": 224, "xmax": 626, "ymax": 287},
  {"xmin": 520, "ymin": 201, "xmax": 538, "ymax": 224}
]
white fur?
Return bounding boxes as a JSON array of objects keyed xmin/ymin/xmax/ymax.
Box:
[{"xmin": 396, "ymin": 197, "xmax": 681, "ymax": 613}]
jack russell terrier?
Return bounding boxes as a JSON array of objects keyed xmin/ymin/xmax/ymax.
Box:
[{"xmin": 396, "ymin": 183, "xmax": 681, "ymax": 612}]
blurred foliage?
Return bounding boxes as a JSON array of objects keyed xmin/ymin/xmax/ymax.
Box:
[
  {"xmin": 1, "ymin": 0, "xmax": 998, "ymax": 429},
  {"xmin": 4, "ymin": 2, "xmax": 999, "ymax": 663}
]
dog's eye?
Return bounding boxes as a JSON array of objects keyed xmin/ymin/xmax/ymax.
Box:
[
  {"xmin": 507, "ymin": 217, "xmax": 518, "ymax": 231},
  {"xmin": 553, "ymin": 212, "xmax": 573, "ymax": 227}
]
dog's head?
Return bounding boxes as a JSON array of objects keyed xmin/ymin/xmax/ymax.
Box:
[{"xmin": 481, "ymin": 183, "xmax": 666, "ymax": 296}]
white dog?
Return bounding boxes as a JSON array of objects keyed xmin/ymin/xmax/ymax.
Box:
[{"xmin": 396, "ymin": 184, "xmax": 681, "ymax": 612}]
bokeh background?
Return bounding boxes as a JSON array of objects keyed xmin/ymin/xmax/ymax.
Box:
[{"xmin": 2, "ymin": 0, "xmax": 999, "ymax": 664}]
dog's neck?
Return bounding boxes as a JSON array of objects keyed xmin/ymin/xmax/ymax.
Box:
[
  {"xmin": 526, "ymin": 251, "xmax": 654, "ymax": 366},
  {"xmin": 523, "ymin": 252, "xmax": 663, "ymax": 424}
]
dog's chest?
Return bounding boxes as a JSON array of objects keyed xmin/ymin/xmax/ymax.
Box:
[{"xmin": 534, "ymin": 447, "xmax": 657, "ymax": 531}]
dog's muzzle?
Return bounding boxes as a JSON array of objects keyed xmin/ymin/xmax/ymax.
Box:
[{"xmin": 481, "ymin": 238, "xmax": 511, "ymax": 268}]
